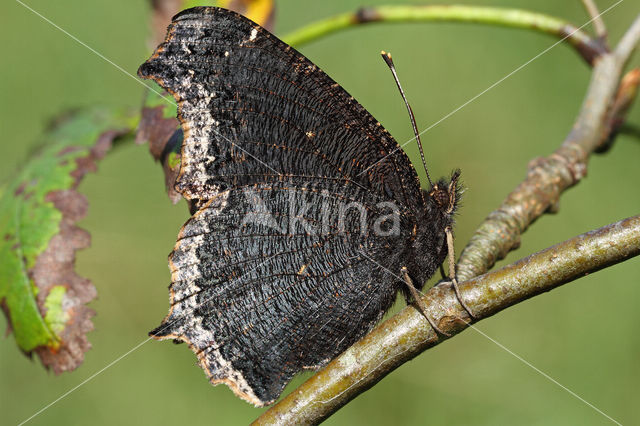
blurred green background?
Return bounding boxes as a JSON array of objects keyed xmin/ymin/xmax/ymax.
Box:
[{"xmin": 1, "ymin": 0, "xmax": 639, "ymax": 424}]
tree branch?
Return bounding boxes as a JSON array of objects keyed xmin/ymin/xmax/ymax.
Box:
[
  {"xmin": 615, "ymin": 14, "xmax": 640, "ymax": 62},
  {"xmin": 456, "ymin": 14, "xmax": 640, "ymax": 283},
  {"xmin": 597, "ymin": 67, "xmax": 640, "ymax": 152},
  {"xmin": 581, "ymin": 0, "xmax": 608, "ymax": 41},
  {"xmin": 254, "ymin": 215, "xmax": 640, "ymax": 425},
  {"xmin": 281, "ymin": 5, "xmax": 607, "ymax": 64}
]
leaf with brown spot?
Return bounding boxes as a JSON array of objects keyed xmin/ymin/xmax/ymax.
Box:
[{"xmin": 0, "ymin": 108, "xmax": 135, "ymax": 374}]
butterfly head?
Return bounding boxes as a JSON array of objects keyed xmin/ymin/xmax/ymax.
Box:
[
  {"xmin": 405, "ymin": 170, "xmax": 461, "ymax": 288},
  {"xmin": 426, "ymin": 169, "xmax": 461, "ymax": 217}
]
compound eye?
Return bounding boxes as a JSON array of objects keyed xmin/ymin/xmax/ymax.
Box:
[
  {"xmin": 437, "ymin": 190, "xmax": 449, "ymax": 207},
  {"xmin": 430, "ymin": 187, "xmax": 448, "ymax": 208}
]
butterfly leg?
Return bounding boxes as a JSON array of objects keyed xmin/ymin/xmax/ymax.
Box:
[
  {"xmin": 445, "ymin": 226, "xmax": 476, "ymax": 319},
  {"xmin": 401, "ymin": 266, "xmax": 450, "ymax": 337},
  {"xmin": 439, "ymin": 264, "xmax": 447, "ymax": 281}
]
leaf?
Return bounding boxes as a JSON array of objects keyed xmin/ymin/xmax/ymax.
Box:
[
  {"xmin": 135, "ymin": 91, "xmax": 183, "ymax": 204},
  {"xmin": 138, "ymin": 0, "xmax": 276, "ymax": 204},
  {"xmin": 0, "ymin": 108, "xmax": 135, "ymax": 373}
]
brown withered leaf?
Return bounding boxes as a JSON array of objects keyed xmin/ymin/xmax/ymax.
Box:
[
  {"xmin": 34, "ymin": 126, "xmax": 132, "ymax": 373},
  {"xmin": 32, "ymin": 190, "xmax": 95, "ymax": 373},
  {"xmin": 136, "ymin": 105, "xmax": 182, "ymax": 204}
]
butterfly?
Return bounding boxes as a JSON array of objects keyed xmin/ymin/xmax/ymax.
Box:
[{"xmin": 138, "ymin": 6, "xmax": 462, "ymax": 406}]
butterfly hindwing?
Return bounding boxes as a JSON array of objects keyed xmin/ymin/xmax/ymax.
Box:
[{"xmin": 153, "ymin": 182, "xmax": 408, "ymax": 405}]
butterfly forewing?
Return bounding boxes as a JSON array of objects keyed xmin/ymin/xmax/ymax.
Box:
[{"xmin": 138, "ymin": 7, "xmax": 424, "ymax": 209}]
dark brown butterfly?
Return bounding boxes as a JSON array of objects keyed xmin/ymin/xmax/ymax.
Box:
[{"xmin": 138, "ymin": 6, "xmax": 462, "ymax": 406}]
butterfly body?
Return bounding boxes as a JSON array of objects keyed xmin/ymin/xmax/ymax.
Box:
[{"xmin": 139, "ymin": 6, "xmax": 459, "ymax": 406}]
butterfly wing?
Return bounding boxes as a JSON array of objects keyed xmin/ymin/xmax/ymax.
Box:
[
  {"xmin": 153, "ymin": 184, "xmax": 408, "ymax": 405},
  {"xmin": 138, "ymin": 6, "xmax": 424, "ymax": 405},
  {"xmin": 138, "ymin": 6, "xmax": 424, "ymax": 209}
]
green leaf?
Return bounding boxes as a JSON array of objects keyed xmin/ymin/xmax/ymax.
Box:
[{"xmin": 0, "ymin": 108, "xmax": 135, "ymax": 373}]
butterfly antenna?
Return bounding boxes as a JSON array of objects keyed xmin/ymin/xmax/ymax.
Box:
[{"xmin": 381, "ymin": 51, "xmax": 433, "ymax": 187}]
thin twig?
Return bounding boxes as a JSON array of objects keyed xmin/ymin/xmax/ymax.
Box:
[
  {"xmin": 581, "ymin": 0, "xmax": 608, "ymax": 40},
  {"xmin": 614, "ymin": 15, "xmax": 640, "ymax": 62},
  {"xmin": 282, "ymin": 5, "xmax": 607, "ymax": 64},
  {"xmin": 598, "ymin": 68, "xmax": 640, "ymax": 152},
  {"xmin": 254, "ymin": 215, "xmax": 640, "ymax": 425},
  {"xmin": 456, "ymin": 13, "xmax": 640, "ymax": 283}
]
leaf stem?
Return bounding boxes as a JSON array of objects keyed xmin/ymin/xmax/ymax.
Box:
[{"xmin": 581, "ymin": 0, "xmax": 608, "ymax": 40}]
